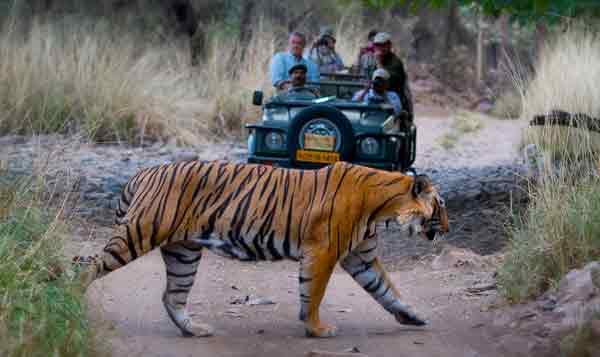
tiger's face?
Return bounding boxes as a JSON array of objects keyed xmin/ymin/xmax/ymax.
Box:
[{"xmin": 397, "ymin": 175, "xmax": 449, "ymax": 241}]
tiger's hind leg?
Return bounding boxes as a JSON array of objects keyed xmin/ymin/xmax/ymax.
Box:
[
  {"xmin": 160, "ymin": 241, "xmax": 214, "ymax": 337},
  {"xmin": 340, "ymin": 233, "xmax": 427, "ymax": 326}
]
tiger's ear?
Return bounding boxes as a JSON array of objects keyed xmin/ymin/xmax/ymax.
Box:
[{"xmin": 412, "ymin": 175, "xmax": 432, "ymax": 198}]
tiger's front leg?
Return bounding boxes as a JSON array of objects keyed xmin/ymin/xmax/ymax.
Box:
[
  {"xmin": 298, "ymin": 249, "xmax": 338, "ymax": 338},
  {"xmin": 340, "ymin": 233, "xmax": 427, "ymax": 326}
]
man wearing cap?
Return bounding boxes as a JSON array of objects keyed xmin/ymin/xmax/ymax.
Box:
[
  {"xmin": 372, "ymin": 32, "xmax": 413, "ymax": 117},
  {"xmin": 278, "ymin": 63, "xmax": 319, "ymax": 99},
  {"xmin": 352, "ymin": 68, "xmax": 403, "ymax": 115},
  {"xmin": 271, "ymin": 32, "xmax": 320, "ymax": 91},
  {"xmin": 309, "ymin": 26, "xmax": 344, "ymax": 74}
]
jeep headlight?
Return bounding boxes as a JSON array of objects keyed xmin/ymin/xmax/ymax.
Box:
[
  {"xmin": 360, "ymin": 137, "xmax": 379, "ymax": 155},
  {"xmin": 265, "ymin": 131, "xmax": 285, "ymax": 151}
]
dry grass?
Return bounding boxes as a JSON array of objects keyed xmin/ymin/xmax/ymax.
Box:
[
  {"xmin": 436, "ymin": 110, "xmax": 484, "ymax": 149},
  {"xmin": 498, "ymin": 27, "xmax": 600, "ymax": 304},
  {"xmin": 491, "ymin": 88, "xmax": 522, "ymax": 119},
  {"xmin": 518, "ymin": 27, "xmax": 600, "ymax": 161},
  {"xmin": 451, "ymin": 110, "xmax": 485, "ymax": 133},
  {"xmin": 0, "ymin": 16, "xmax": 208, "ymax": 145},
  {"xmin": 437, "ymin": 132, "xmax": 459, "ymax": 149},
  {"xmin": 198, "ymin": 19, "xmax": 277, "ymax": 140}
]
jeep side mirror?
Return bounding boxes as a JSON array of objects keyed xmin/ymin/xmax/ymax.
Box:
[{"xmin": 252, "ymin": 91, "xmax": 263, "ymax": 106}]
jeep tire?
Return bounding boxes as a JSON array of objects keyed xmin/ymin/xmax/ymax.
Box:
[{"xmin": 287, "ymin": 105, "xmax": 354, "ymax": 166}]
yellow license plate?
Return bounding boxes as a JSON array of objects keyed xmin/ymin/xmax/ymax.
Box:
[
  {"xmin": 296, "ymin": 150, "xmax": 340, "ymax": 164},
  {"xmin": 304, "ymin": 133, "xmax": 336, "ymax": 151}
]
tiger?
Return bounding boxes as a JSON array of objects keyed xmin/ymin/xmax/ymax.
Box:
[{"xmin": 74, "ymin": 160, "xmax": 449, "ymax": 338}]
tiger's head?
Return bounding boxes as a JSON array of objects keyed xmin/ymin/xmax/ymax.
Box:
[{"xmin": 396, "ymin": 174, "xmax": 449, "ymax": 241}]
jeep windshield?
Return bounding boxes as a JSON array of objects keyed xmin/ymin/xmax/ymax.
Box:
[{"xmin": 263, "ymin": 98, "xmax": 395, "ymax": 123}]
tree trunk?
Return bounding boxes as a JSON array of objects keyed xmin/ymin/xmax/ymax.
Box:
[
  {"xmin": 476, "ymin": 15, "xmax": 485, "ymax": 88},
  {"xmin": 535, "ymin": 22, "xmax": 547, "ymax": 58},
  {"xmin": 441, "ymin": 0, "xmax": 458, "ymax": 82},
  {"xmin": 498, "ymin": 14, "xmax": 509, "ymax": 65},
  {"xmin": 239, "ymin": 0, "xmax": 256, "ymax": 60},
  {"xmin": 287, "ymin": 5, "xmax": 316, "ymax": 33}
]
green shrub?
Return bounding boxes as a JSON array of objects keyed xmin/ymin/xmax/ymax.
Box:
[
  {"xmin": 498, "ymin": 175, "xmax": 600, "ymax": 302},
  {"xmin": 0, "ymin": 177, "xmax": 102, "ymax": 357}
]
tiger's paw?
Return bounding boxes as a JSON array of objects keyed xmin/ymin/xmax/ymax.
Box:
[
  {"xmin": 394, "ymin": 310, "xmax": 428, "ymax": 326},
  {"xmin": 180, "ymin": 320, "xmax": 214, "ymax": 338},
  {"xmin": 305, "ymin": 322, "xmax": 337, "ymax": 338},
  {"xmin": 71, "ymin": 255, "xmax": 99, "ymax": 288},
  {"xmin": 163, "ymin": 294, "xmax": 214, "ymax": 338}
]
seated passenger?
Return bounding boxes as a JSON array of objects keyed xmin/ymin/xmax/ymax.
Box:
[
  {"xmin": 308, "ymin": 26, "xmax": 344, "ymax": 74},
  {"xmin": 277, "ymin": 64, "xmax": 320, "ymax": 100},
  {"xmin": 271, "ymin": 32, "xmax": 319, "ymax": 90},
  {"xmin": 355, "ymin": 29, "xmax": 378, "ymax": 78},
  {"xmin": 352, "ymin": 69, "xmax": 402, "ymax": 115}
]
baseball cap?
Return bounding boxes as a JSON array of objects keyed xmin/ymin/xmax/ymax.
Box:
[
  {"xmin": 373, "ymin": 32, "xmax": 391, "ymax": 44},
  {"xmin": 372, "ymin": 68, "xmax": 390, "ymax": 81},
  {"xmin": 288, "ymin": 63, "xmax": 308, "ymax": 74}
]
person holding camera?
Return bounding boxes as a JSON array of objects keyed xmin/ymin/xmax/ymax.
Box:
[
  {"xmin": 352, "ymin": 68, "xmax": 403, "ymax": 115},
  {"xmin": 308, "ymin": 26, "xmax": 344, "ymax": 74}
]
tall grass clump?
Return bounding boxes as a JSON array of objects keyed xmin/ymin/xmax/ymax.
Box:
[
  {"xmin": 0, "ymin": 173, "xmax": 102, "ymax": 356},
  {"xmin": 498, "ymin": 27, "xmax": 600, "ymax": 303},
  {"xmin": 0, "ymin": 15, "xmax": 206, "ymax": 144},
  {"xmin": 519, "ymin": 27, "xmax": 600, "ymax": 161},
  {"xmin": 498, "ymin": 174, "xmax": 600, "ymax": 302},
  {"xmin": 199, "ymin": 19, "xmax": 277, "ymax": 139}
]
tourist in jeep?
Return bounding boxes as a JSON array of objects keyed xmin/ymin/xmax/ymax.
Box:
[
  {"xmin": 271, "ymin": 32, "xmax": 320, "ymax": 91},
  {"xmin": 353, "ymin": 68, "xmax": 402, "ymax": 115},
  {"xmin": 308, "ymin": 26, "xmax": 344, "ymax": 74},
  {"xmin": 276, "ymin": 63, "xmax": 320, "ymax": 100},
  {"xmin": 372, "ymin": 32, "xmax": 413, "ymax": 117}
]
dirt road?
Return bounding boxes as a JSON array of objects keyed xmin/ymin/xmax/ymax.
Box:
[{"xmin": 88, "ymin": 250, "xmax": 502, "ymax": 357}]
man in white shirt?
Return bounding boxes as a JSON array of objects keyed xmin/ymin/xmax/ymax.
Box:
[
  {"xmin": 352, "ymin": 68, "xmax": 402, "ymax": 115},
  {"xmin": 271, "ymin": 32, "xmax": 320, "ymax": 90}
]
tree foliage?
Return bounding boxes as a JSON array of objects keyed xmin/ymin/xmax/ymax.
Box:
[{"xmin": 361, "ymin": 0, "xmax": 600, "ymax": 23}]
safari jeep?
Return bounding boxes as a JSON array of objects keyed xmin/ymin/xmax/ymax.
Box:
[{"xmin": 245, "ymin": 80, "xmax": 416, "ymax": 172}]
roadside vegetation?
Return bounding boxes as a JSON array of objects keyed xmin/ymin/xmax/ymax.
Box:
[
  {"xmin": 437, "ymin": 110, "xmax": 484, "ymax": 149},
  {"xmin": 0, "ymin": 168, "xmax": 104, "ymax": 356},
  {"xmin": 0, "ymin": 16, "xmax": 205, "ymax": 145},
  {"xmin": 497, "ymin": 27, "xmax": 600, "ymax": 303}
]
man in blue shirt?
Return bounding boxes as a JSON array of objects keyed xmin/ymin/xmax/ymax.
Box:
[
  {"xmin": 271, "ymin": 32, "xmax": 320, "ymax": 90},
  {"xmin": 352, "ymin": 68, "xmax": 403, "ymax": 115}
]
